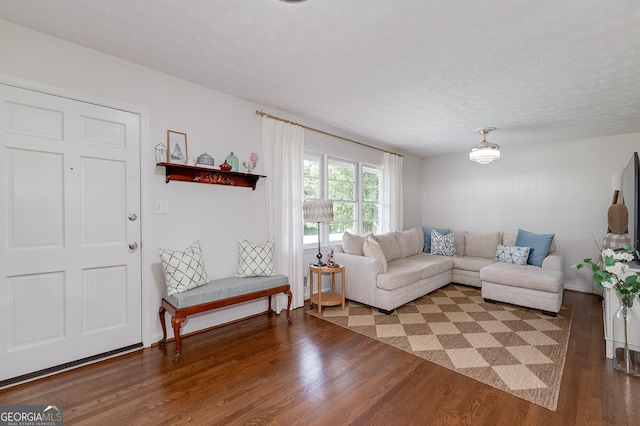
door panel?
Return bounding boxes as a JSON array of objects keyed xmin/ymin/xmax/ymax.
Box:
[
  {"xmin": 8, "ymin": 149, "xmax": 64, "ymax": 248},
  {"xmin": 0, "ymin": 84, "xmax": 142, "ymax": 382}
]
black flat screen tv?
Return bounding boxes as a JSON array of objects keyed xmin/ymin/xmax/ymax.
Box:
[{"xmin": 621, "ymin": 151, "xmax": 639, "ymax": 264}]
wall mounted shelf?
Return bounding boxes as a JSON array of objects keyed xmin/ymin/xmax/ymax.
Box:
[{"xmin": 157, "ymin": 163, "xmax": 265, "ymax": 190}]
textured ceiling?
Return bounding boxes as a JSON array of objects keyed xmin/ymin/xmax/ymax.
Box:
[{"xmin": 1, "ymin": 0, "xmax": 639, "ymax": 157}]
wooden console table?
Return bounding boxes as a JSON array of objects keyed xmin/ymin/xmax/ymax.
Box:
[{"xmin": 308, "ymin": 264, "xmax": 345, "ymax": 314}]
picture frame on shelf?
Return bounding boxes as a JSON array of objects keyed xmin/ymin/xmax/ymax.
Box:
[{"xmin": 167, "ymin": 130, "xmax": 188, "ymax": 165}]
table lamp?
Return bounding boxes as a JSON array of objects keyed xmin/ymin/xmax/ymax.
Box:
[{"xmin": 303, "ymin": 200, "xmax": 334, "ymax": 266}]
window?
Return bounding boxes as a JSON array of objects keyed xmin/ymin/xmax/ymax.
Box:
[{"xmin": 304, "ymin": 152, "xmax": 383, "ymax": 247}]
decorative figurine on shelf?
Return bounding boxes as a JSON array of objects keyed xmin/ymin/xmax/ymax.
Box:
[
  {"xmin": 219, "ymin": 160, "xmax": 232, "ymax": 171},
  {"xmin": 154, "ymin": 143, "xmax": 167, "ymax": 164},
  {"xmin": 326, "ymin": 248, "xmax": 339, "ymax": 267},
  {"xmin": 242, "ymin": 152, "xmax": 259, "ymax": 173},
  {"xmin": 225, "ymin": 152, "xmax": 239, "ymax": 172}
]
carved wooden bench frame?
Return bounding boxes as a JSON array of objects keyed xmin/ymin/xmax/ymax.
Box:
[{"xmin": 159, "ymin": 284, "xmax": 292, "ymax": 362}]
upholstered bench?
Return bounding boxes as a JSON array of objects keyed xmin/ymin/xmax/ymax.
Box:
[
  {"xmin": 480, "ymin": 260, "xmax": 564, "ymax": 316},
  {"xmin": 159, "ymin": 274, "xmax": 292, "ymax": 362}
]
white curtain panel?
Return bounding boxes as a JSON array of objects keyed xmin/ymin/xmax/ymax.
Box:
[
  {"xmin": 383, "ymin": 152, "xmax": 404, "ymax": 232},
  {"xmin": 262, "ymin": 117, "xmax": 305, "ymax": 311}
]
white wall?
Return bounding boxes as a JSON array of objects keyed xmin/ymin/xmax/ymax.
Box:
[
  {"xmin": 422, "ymin": 133, "xmax": 639, "ymax": 292},
  {"xmin": 0, "ymin": 20, "xmax": 423, "ymax": 343}
]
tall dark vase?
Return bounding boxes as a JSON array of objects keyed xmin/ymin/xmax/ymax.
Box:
[{"xmin": 612, "ymin": 291, "xmax": 640, "ymax": 376}]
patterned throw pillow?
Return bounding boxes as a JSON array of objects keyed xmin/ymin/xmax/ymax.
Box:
[
  {"xmin": 237, "ymin": 239, "xmax": 276, "ymax": 277},
  {"xmin": 431, "ymin": 230, "xmax": 456, "ymax": 256},
  {"xmin": 495, "ymin": 244, "xmax": 530, "ymax": 266},
  {"xmin": 159, "ymin": 241, "xmax": 208, "ymax": 296}
]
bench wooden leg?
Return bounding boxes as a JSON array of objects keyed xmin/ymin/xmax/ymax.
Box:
[
  {"xmin": 159, "ymin": 306, "xmax": 167, "ymax": 345},
  {"xmin": 268, "ymin": 294, "xmax": 273, "ymax": 317},
  {"xmin": 285, "ymin": 289, "xmax": 293, "ymax": 324},
  {"xmin": 171, "ymin": 315, "xmax": 186, "ymax": 362}
]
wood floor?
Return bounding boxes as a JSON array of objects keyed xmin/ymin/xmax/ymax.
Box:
[{"xmin": 1, "ymin": 290, "xmax": 639, "ymax": 425}]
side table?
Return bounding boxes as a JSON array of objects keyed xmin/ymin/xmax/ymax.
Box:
[{"xmin": 308, "ymin": 264, "xmax": 345, "ymax": 314}]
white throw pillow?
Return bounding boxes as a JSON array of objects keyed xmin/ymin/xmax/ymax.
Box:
[
  {"xmin": 431, "ymin": 230, "xmax": 456, "ymax": 256},
  {"xmin": 237, "ymin": 239, "xmax": 276, "ymax": 277},
  {"xmin": 363, "ymin": 237, "xmax": 388, "ymax": 272},
  {"xmin": 495, "ymin": 244, "xmax": 530, "ymax": 266},
  {"xmin": 342, "ymin": 231, "xmax": 368, "ymax": 256},
  {"xmin": 394, "ymin": 227, "xmax": 423, "ymax": 258},
  {"xmin": 159, "ymin": 241, "xmax": 208, "ymax": 296},
  {"xmin": 465, "ymin": 232, "xmax": 501, "ymax": 259}
]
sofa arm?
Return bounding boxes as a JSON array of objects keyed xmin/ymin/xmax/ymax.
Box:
[
  {"xmin": 542, "ymin": 254, "xmax": 563, "ymax": 271},
  {"xmin": 333, "ymin": 252, "xmax": 383, "ymax": 307}
]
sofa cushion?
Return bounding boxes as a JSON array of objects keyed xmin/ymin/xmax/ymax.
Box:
[
  {"xmin": 452, "ymin": 230, "xmax": 468, "ymax": 256},
  {"xmin": 431, "ymin": 230, "xmax": 456, "ymax": 256},
  {"xmin": 515, "ymin": 229, "xmax": 555, "ymax": 267},
  {"xmin": 452, "ymin": 256, "xmax": 496, "ymax": 272},
  {"xmin": 363, "ymin": 237, "xmax": 388, "ymax": 272},
  {"xmin": 372, "ymin": 232, "xmax": 402, "ymax": 261},
  {"xmin": 376, "ymin": 264, "xmax": 421, "ymax": 291},
  {"xmin": 392, "ymin": 254, "xmax": 453, "ymax": 279},
  {"xmin": 422, "ymin": 226, "xmax": 449, "ymax": 253},
  {"xmin": 495, "ymin": 244, "xmax": 530, "ymax": 265},
  {"xmin": 394, "ymin": 227, "xmax": 423, "ymax": 258},
  {"xmin": 502, "ymin": 232, "xmax": 517, "ymax": 247},
  {"xmin": 464, "ymin": 232, "xmax": 501, "ymax": 259},
  {"xmin": 343, "ymin": 231, "xmax": 368, "ymax": 256},
  {"xmin": 480, "ymin": 261, "xmax": 563, "ymax": 293}
]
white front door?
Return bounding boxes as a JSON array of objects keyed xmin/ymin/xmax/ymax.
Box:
[{"xmin": 0, "ymin": 84, "xmax": 142, "ymax": 382}]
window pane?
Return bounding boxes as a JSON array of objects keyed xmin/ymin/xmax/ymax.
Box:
[
  {"xmin": 329, "ymin": 180, "xmax": 355, "ymax": 200},
  {"xmin": 328, "ymin": 160, "xmax": 356, "ymax": 201},
  {"xmin": 304, "ymin": 222, "xmax": 318, "ymax": 245},
  {"xmin": 362, "ymin": 168, "xmax": 381, "ymax": 202},
  {"xmin": 363, "ymin": 203, "xmax": 379, "ymax": 221},
  {"xmin": 304, "ymin": 157, "xmax": 320, "ymax": 199},
  {"xmin": 363, "ymin": 221, "xmax": 381, "ymax": 235},
  {"xmin": 333, "ymin": 201, "xmax": 354, "ymax": 221},
  {"xmin": 328, "ymin": 161, "xmax": 354, "ymax": 182}
]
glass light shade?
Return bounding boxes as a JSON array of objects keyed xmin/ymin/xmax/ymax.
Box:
[
  {"xmin": 303, "ymin": 201, "xmax": 334, "ymax": 223},
  {"xmin": 469, "ymin": 142, "xmax": 501, "ymax": 164}
]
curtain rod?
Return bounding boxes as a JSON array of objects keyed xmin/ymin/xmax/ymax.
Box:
[{"xmin": 255, "ymin": 110, "xmax": 404, "ymax": 158}]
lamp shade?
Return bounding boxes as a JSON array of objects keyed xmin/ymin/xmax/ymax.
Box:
[
  {"xmin": 469, "ymin": 127, "xmax": 500, "ymax": 164},
  {"xmin": 303, "ymin": 201, "xmax": 334, "ymax": 223},
  {"xmin": 469, "ymin": 142, "xmax": 501, "ymax": 164}
]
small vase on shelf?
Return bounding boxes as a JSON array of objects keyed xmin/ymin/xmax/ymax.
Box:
[
  {"xmin": 612, "ymin": 291, "xmax": 640, "ymax": 376},
  {"xmin": 226, "ymin": 152, "xmax": 239, "ymax": 172},
  {"xmin": 219, "ymin": 160, "xmax": 232, "ymax": 171}
]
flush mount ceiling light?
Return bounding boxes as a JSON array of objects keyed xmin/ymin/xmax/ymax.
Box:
[{"xmin": 469, "ymin": 127, "xmax": 500, "ymax": 164}]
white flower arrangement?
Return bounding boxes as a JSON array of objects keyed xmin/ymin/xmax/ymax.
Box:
[{"xmin": 576, "ymin": 245, "xmax": 640, "ymax": 306}]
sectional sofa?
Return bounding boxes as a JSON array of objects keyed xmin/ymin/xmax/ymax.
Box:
[{"xmin": 332, "ymin": 227, "xmax": 564, "ymax": 315}]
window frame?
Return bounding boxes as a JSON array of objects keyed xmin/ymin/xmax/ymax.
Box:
[{"xmin": 303, "ymin": 149, "xmax": 384, "ymax": 249}]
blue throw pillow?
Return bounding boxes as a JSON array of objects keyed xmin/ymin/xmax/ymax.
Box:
[
  {"xmin": 515, "ymin": 229, "xmax": 554, "ymax": 267},
  {"xmin": 423, "ymin": 226, "xmax": 449, "ymax": 253}
]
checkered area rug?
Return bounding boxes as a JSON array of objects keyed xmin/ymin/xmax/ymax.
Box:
[{"xmin": 307, "ymin": 284, "xmax": 573, "ymax": 411}]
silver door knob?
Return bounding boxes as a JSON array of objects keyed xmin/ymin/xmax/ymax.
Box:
[
  {"xmin": 129, "ymin": 242, "xmax": 138, "ymax": 250},
  {"xmin": 128, "ymin": 213, "xmax": 137, "ymax": 221}
]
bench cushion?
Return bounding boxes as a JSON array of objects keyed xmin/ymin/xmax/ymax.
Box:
[{"xmin": 166, "ymin": 274, "xmax": 289, "ymax": 308}]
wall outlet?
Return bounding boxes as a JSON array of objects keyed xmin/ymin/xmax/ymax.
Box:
[{"xmin": 154, "ymin": 200, "xmax": 169, "ymax": 214}]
